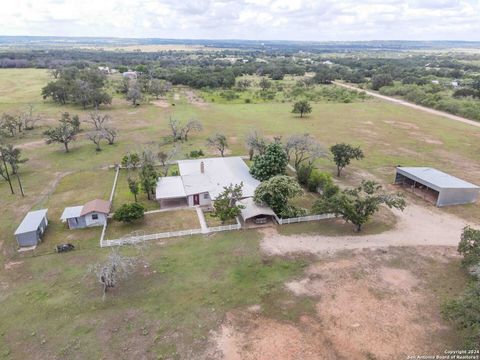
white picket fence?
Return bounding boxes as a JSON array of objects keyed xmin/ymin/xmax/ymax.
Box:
[
  {"xmin": 276, "ymin": 213, "xmax": 337, "ymax": 225},
  {"xmin": 101, "ymin": 228, "xmax": 203, "ymax": 247},
  {"xmin": 208, "ymin": 221, "xmax": 241, "ymax": 233}
]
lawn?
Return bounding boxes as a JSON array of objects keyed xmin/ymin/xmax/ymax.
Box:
[
  {"xmin": 0, "ymin": 230, "xmax": 312, "ymax": 359},
  {"xmin": 105, "ymin": 209, "xmax": 200, "ymax": 240},
  {"xmin": 203, "ymin": 210, "xmax": 237, "ymax": 227}
]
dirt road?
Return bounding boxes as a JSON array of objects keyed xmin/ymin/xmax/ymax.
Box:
[
  {"xmin": 261, "ymin": 204, "xmax": 474, "ymax": 255},
  {"xmin": 334, "ymin": 81, "xmax": 480, "ymax": 129}
]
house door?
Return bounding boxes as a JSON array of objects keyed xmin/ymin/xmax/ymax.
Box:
[{"xmin": 193, "ymin": 194, "xmax": 200, "ymax": 205}]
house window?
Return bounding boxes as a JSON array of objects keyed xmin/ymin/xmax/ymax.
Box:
[
  {"xmin": 203, "ymin": 193, "xmax": 209, "ymax": 200},
  {"xmin": 92, "ymin": 214, "xmax": 99, "ymax": 220}
]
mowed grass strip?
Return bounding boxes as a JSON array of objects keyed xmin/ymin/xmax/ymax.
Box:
[{"xmin": 105, "ymin": 209, "xmax": 200, "ymax": 239}]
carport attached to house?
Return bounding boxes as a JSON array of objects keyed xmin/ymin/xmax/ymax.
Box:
[
  {"xmin": 156, "ymin": 176, "xmax": 188, "ymax": 208},
  {"xmin": 395, "ymin": 167, "xmax": 480, "ymax": 206}
]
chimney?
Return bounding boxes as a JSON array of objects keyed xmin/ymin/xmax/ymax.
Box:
[{"xmin": 200, "ymin": 161, "xmax": 205, "ymax": 174}]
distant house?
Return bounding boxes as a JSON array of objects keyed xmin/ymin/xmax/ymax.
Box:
[
  {"xmin": 431, "ymin": 80, "xmax": 439, "ymax": 85},
  {"xmin": 98, "ymin": 66, "xmax": 110, "ymax": 74},
  {"xmin": 14, "ymin": 209, "xmax": 48, "ymax": 247},
  {"xmin": 395, "ymin": 167, "xmax": 480, "ymax": 206},
  {"xmin": 156, "ymin": 157, "xmax": 260, "ymax": 208},
  {"xmin": 60, "ymin": 199, "xmax": 111, "ymax": 229},
  {"xmin": 122, "ymin": 71, "xmax": 138, "ymax": 79},
  {"xmin": 451, "ymin": 80, "xmax": 459, "ymax": 88}
]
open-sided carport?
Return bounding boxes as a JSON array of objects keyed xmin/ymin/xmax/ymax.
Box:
[{"xmin": 395, "ymin": 167, "xmax": 480, "ymax": 207}]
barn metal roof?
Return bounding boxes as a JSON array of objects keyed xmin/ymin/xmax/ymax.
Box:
[
  {"xmin": 397, "ymin": 167, "xmax": 479, "ymax": 190},
  {"xmin": 14, "ymin": 209, "xmax": 48, "ymax": 235}
]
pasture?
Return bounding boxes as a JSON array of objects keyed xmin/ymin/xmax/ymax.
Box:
[{"xmin": 0, "ymin": 68, "xmax": 478, "ymax": 358}]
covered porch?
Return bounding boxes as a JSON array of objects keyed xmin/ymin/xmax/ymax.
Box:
[{"xmin": 156, "ymin": 176, "xmax": 189, "ymax": 209}]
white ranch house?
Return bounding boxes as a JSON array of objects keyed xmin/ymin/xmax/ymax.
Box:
[{"xmin": 156, "ymin": 156, "xmax": 260, "ymax": 208}]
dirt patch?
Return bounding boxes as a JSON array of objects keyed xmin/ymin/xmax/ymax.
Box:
[
  {"xmin": 151, "ymin": 99, "xmax": 170, "ymax": 108},
  {"xmin": 184, "ymin": 89, "xmax": 209, "ymax": 109},
  {"xmin": 4, "ymin": 260, "xmax": 23, "ymax": 270},
  {"xmin": 384, "ymin": 120, "xmax": 419, "ymax": 130},
  {"xmin": 209, "ymin": 247, "xmax": 460, "ymax": 359},
  {"xmin": 379, "ymin": 266, "xmax": 418, "ymax": 291},
  {"xmin": 17, "ymin": 139, "xmax": 45, "ymax": 150}
]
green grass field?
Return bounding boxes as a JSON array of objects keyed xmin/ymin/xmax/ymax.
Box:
[{"xmin": 0, "ymin": 68, "xmax": 478, "ymax": 357}]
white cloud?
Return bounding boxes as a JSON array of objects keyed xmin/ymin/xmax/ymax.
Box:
[{"xmin": 0, "ymin": 0, "xmax": 479, "ymax": 40}]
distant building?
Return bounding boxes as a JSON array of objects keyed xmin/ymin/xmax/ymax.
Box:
[
  {"xmin": 122, "ymin": 71, "xmax": 138, "ymax": 79},
  {"xmin": 431, "ymin": 80, "xmax": 439, "ymax": 85},
  {"xmin": 60, "ymin": 199, "xmax": 111, "ymax": 229},
  {"xmin": 98, "ymin": 66, "xmax": 110, "ymax": 74},
  {"xmin": 451, "ymin": 80, "xmax": 459, "ymax": 88},
  {"xmin": 14, "ymin": 209, "xmax": 48, "ymax": 247},
  {"xmin": 322, "ymin": 60, "xmax": 333, "ymax": 66}
]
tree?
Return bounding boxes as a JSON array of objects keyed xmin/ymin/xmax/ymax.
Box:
[
  {"xmin": 89, "ymin": 246, "xmax": 143, "ymax": 300},
  {"xmin": 85, "ymin": 111, "xmax": 110, "ymax": 130},
  {"xmin": 60, "ymin": 112, "xmax": 81, "ymax": 133},
  {"xmin": 87, "ymin": 130, "xmax": 105, "ymax": 152},
  {"xmin": 330, "ymin": 143, "xmax": 364, "ymax": 177},
  {"xmin": 43, "ymin": 115, "xmax": 79, "ymax": 153},
  {"xmin": 168, "ymin": 117, "xmax": 202, "ymax": 142},
  {"xmin": 259, "ymin": 77, "xmax": 272, "ymax": 91},
  {"xmin": 139, "ymin": 152, "xmax": 158, "ymax": 200},
  {"xmin": 2, "ymin": 145, "xmax": 27, "ymax": 197},
  {"xmin": 121, "ymin": 152, "xmax": 140, "ymax": 171},
  {"xmin": 113, "ymin": 203, "xmax": 145, "ymax": 223},
  {"xmin": 127, "ymin": 177, "xmax": 140, "ymax": 202},
  {"xmin": 284, "ymin": 134, "xmax": 324, "ymax": 170},
  {"xmin": 245, "ymin": 130, "xmax": 267, "ymax": 160},
  {"xmin": 19, "ymin": 104, "xmax": 40, "ymax": 130},
  {"xmin": 213, "ymin": 183, "xmax": 245, "ymax": 223},
  {"xmin": 0, "ymin": 144, "xmax": 14, "ymax": 195},
  {"xmin": 126, "ymin": 83, "xmax": 143, "ymax": 106},
  {"xmin": 149, "ymin": 79, "xmax": 171, "ymax": 99},
  {"xmin": 371, "ymin": 73, "xmax": 393, "ymax": 90},
  {"xmin": 207, "ymin": 133, "xmax": 228, "ymax": 157},
  {"xmin": 253, "ymin": 175, "xmax": 305, "ymax": 218},
  {"xmin": 101, "ymin": 127, "xmax": 117, "ymax": 145},
  {"xmin": 292, "ymin": 100, "xmax": 312, "ymax": 118},
  {"xmin": 313, "ymin": 67, "xmax": 335, "ymax": 84},
  {"xmin": 458, "ymin": 226, "xmax": 480, "ymax": 266},
  {"xmin": 313, "ymin": 180, "xmax": 406, "ymax": 232},
  {"xmin": 250, "ymin": 141, "xmax": 288, "ymax": 181}
]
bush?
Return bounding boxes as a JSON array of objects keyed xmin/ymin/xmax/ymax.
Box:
[
  {"xmin": 307, "ymin": 170, "xmax": 335, "ymax": 193},
  {"xmin": 297, "ymin": 164, "xmax": 313, "ymax": 186},
  {"xmin": 113, "ymin": 203, "xmax": 145, "ymax": 223},
  {"xmin": 458, "ymin": 226, "xmax": 480, "ymax": 266},
  {"xmin": 188, "ymin": 149, "xmax": 204, "ymax": 158}
]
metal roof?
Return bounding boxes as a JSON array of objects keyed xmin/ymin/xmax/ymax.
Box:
[
  {"xmin": 397, "ymin": 167, "xmax": 479, "ymax": 190},
  {"xmin": 14, "ymin": 209, "xmax": 48, "ymax": 235},
  {"xmin": 177, "ymin": 157, "xmax": 260, "ymax": 198},
  {"xmin": 238, "ymin": 197, "xmax": 276, "ymax": 220},
  {"xmin": 156, "ymin": 176, "xmax": 186, "ymax": 199},
  {"xmin": 60, "ymin": 206, "xmax": 83, "ymax": 221}
]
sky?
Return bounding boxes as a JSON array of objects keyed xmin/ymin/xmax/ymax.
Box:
[{"xmin": 1, "ymin": 0, "xmax": 480, "ymax": 41}]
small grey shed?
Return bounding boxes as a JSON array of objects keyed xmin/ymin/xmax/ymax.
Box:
[
  {"xmin": 395, "ymin": 167, "xmax": 480, "ymax": 206},
  {"xmin": 14, "ymin": 209, "xmax": 49, "ymax": 247}
]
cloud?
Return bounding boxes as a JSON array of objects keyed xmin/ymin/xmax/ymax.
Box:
[{"xmin": 0, "ymin": 0, "xmax": 479, "ymax": 41}]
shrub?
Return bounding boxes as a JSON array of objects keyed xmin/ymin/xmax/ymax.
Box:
[
  {"xmin": 307, "ymin": 170, "xmax": 333, "ymax": 193},
  {"xmin": 113, "ymin": 203, "xmax": 145, "ymax": 223},
  {"xmin": 458, "ymin": 226, "xmax": 480, "ymax": 266},
  {"xmin": 297, "ymin": 164, "xmax": 313, "ymax": 186},
  {"xmin": 188, "ymin": 149, "xmax": 204, "ymax": 158}
]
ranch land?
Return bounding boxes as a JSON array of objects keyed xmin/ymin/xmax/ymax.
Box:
[{"xmin": 0, "ymin": 67, "xmax": 479, "ymax": 358}]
